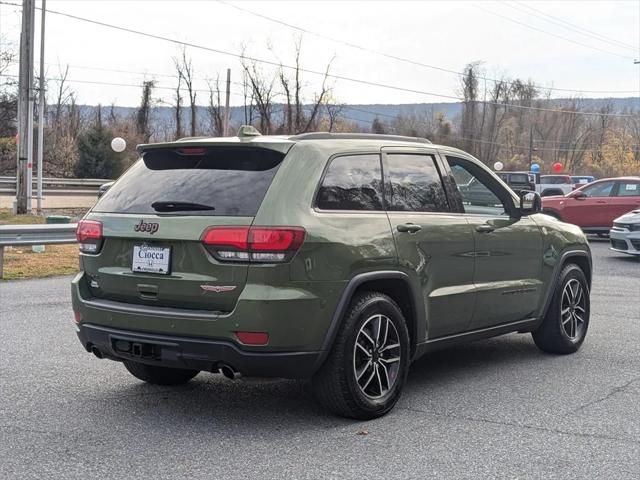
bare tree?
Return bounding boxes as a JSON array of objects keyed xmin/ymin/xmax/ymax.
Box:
[
  {"xmin": 241, "ymin": 54, "xmax": 276, "ymax": 134},
  {"xmin": 172, "ymin": 67, "xmax": 183, "ymax": 139},
  {"xmin": 241, "ymin": 69, "xmax": 256, "ymax": 126},
  {"xmin": 52, "ymin": 65, "xmax": 73, "ymax": 138},
  {"xmin": 174, "ymin": 49, "xmax": 197, "ymax": 137},
  {"xmin": 206, "ymin": 75, "xmax": 224, "ymax": 136},
  {"xmin": 459, "ymin": 62, "xmax": 481, "ymax": 155},
  {"xmin": 273, "ymin": 38, "xmax": 334, "ymax": 134},
  {"xmin": 324, "ymin": 96, "xmax": 345, "ymax": 132},
  {"xmin": 135, "ymin": 80, "xmax": 155, "ymax": 142}
]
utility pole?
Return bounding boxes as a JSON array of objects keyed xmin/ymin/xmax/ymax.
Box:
[
  {"xmin": 16, "ymin": 0, "xmax": 35, "ymax": 214},
  {"xmin": 26, "ymin": 1, "xmax": 35, "ymax": 212},
  {"xmin": 223, "ymin": 68, "xmax": 231, "ymax": 136},
  {"xmin": 36, "ymin": 0, "xmax": 46, "ymax": 213},
  {"xmin": 528, "ymin": 116, "xmax": 534, "ymax": 171}
]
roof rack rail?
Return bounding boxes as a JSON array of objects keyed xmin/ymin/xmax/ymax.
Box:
[{"xmin": 289, "ymin": 132, "xmax": 432, "ymax": 144}]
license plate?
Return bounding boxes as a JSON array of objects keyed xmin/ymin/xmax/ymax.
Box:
[{"xmin": 132, "ymin": 245, "xmax": 171, "ymax": 274}]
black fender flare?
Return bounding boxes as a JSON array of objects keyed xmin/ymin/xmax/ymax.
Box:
[
  {"xmin": 539, "ymin": 248, "xmax": 592, "ymax": 324},
  {"xmin": 312, "ymin": 270, "xmax": 426, "ymax": 372}
]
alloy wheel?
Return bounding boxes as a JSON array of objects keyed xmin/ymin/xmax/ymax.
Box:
[
  {"xmin": 561, "ymin": 279, "xmax": 587, "ymax": 340},
  {"xmin": 352, "ymin": 314, "xmax": 401, "ymax": 399}
]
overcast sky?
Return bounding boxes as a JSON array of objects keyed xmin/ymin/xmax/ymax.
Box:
[{"xmin": 1, "ymin": 0, "xmax": 639, "ymax": 107}]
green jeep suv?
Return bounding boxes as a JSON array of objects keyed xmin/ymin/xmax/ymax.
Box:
[{"xmin": 72, "ymin": 130, "xmax": 592, "ymax": 419}]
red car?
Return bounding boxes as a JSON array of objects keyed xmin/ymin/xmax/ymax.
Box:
[{"xmin": 542, "ymin": 176, "xmax": 640, "ymax": 234}]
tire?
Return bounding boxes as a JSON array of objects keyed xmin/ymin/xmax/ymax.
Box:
[
  {"xmin": 123, "ymin": 360, "xmax": 199, "ymax": 385},
  {"xmin": 532, "ymin": 264, "xmax": 590, "ymax": 354},
  {"xmin": 312, "ymin": 292, "xmax": 411, "ymax": 420}
]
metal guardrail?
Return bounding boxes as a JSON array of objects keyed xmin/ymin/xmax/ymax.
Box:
[
  {"xmin": 0, "ymin": 177, "xmax": 111, "ymax": 196},
  {"xmin": 0, "ymin": 223, "xmax": 78, "ymax": 278}
]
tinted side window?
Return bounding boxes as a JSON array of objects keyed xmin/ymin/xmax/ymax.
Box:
[
  {"xmin": 616, "ymin": 181, "xmax": 639, "ymax": 197},
  {"xmin": 510, "ymin": 174, "xmax": 529, "ymax": 184},
  {"xmin": 383, "ymin": 154, "xmax": 448, "ymax": 212},
  {"xmin": 446, "ymin": 156, "xmax": 509, "ymax": 216},
  {"xmin": 582, "ymin": 181, "xmax": 615, "ymax": 197},
  {"xmin": 317, "ymin": 154, "xmax": 383, "ymax": 210}
]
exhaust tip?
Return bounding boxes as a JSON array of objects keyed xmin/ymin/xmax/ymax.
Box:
[
  {"xmin": 90, "ymin": 346, "xmax": 103, "ymax": 359},
  {"xmin": 219, "ymin": 364, "xmax": 241, "ymax": 380}
]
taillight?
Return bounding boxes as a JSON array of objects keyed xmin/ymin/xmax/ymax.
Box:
[
  {"xmin": 202, "ymin": 226, "xmax": 305, "ymax": 263},
  {"xmin": 235, "ymin": 331, "xmax": 269, "ymax": 345},
  {"xmin": 76, "ymin": 220, "xmax": 103, "ymax": 254},
  {"xmin": 176, "ymin": 147, "xmax": 206, "ymax": 155}
]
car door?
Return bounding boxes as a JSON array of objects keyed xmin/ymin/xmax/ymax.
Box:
[
  {"xmin": 382, "ymin": 148, "xmax": 476, "ymax": 339},
  {"xmin": 444, "ymin": 154, "xmax": 543, "ymax": 329},
  {"xmin": 611, "ymin": 180, "xmax": 640, "ymax": 220},
  {"xmin": 563, "ymin": 180, "xmax": 616, "ymax": 227}
]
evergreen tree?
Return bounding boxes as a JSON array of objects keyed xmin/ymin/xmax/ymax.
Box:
[{"xmin": 75, "ymin": 111, "xmax": 122, "ymax": 178}]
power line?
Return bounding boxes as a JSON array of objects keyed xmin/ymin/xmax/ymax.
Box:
[
  {"xmin": 476, "ymin": 4, "xmax": 636, "ymax": 61},
  {"xmin": 0, "ymin": 72, "xmax": 282, "ymax": 102},
  {"xmin": 217, "ymin": 0, "xmax": 638, "ymax": 95},
  {"xmin": 511, "ymin": 1, "xmax": 637, "ymax": 52},
  {"xmin": 0, "ymin": 0, "xmax": 636, "ymax": 118},
  {"xmin": 1, "ymin": 74, "xmax": 631, "ymax": 153}
]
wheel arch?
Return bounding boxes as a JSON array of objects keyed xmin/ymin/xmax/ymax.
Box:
[
  {"xmin": 313, "ymin": 271, "xmax": 425, "ymax": 371},
  {"xmin": 542, "ymin": 208, "xmax": 562, "ymax": 221},
  {"xmin": 540, "ymin": 249, "xmax": 592, "ymax": 321}
]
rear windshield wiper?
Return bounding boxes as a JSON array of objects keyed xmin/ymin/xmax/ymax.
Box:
[{"xmin": 151, "ymin": 201, "xmax": 216, "ymax": 212}]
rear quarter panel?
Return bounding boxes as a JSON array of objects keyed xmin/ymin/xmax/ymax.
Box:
[
  {"xmin": 250, "ymin": 143, "xmax": 398, "ymax": 349},
  {"xmin": 255, "ymin": 142, "xmax": 398, "ymax": 283}
]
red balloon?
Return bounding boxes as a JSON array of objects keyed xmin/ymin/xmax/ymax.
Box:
[{"xmin": 552, "ymin": 162, "xmax": 563, "ymax": 173}]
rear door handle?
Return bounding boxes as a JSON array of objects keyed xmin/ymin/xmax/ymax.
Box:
[
  {"xmin": 596, "ymin": 200, "xmax": 607, "ymax": 204},
  {"xmin": 397, "ymin": 223, "xmax": 422, "ymax": 233},
  {"xmin": 475, "ymin": 224, "xmax": 495, "ymax": 233}
]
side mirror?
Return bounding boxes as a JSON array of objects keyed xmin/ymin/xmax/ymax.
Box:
[
  {"xmin": 518, "ymin": 190, "xmax": 541, "ymax": 216},
  {"xmin": 571, "ymin": 190, "xmax": 586, "ymax": 200}
]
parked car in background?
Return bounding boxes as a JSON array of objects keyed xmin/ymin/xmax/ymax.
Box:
[
  {"xmin": 542, "ymin": 177, "xmax": 640, "ymax": 234},
  {"xmin": 495, "ymin": 171, "xmax": 535, "ymax": 193},
  {"xmin": 571, "ymin": 175, "xmax": 596, "ymax": 190},
  {"xmin": 609, "ymin": 209, "xmax": 640, "ymax": 256},
  {"xmin": 537, "ymin": 175, "xmax": 574, "ymax": 197}
]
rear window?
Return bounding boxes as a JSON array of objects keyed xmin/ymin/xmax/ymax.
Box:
[
  {"xmin": 541, "ymin": 175, "xmax": 571, "ymax": 184},
  {"xmin": 94, "ymin": 147, "xmax": 285, "ymax": 216},
  {"xmin": 509, "ymin": 174, "xmax": 529, "ymax": 184}
]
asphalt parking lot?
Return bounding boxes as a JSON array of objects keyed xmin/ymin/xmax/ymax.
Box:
[{"xmin": 1, "ymin": 239, "xmax": 638, "ymax": 479}]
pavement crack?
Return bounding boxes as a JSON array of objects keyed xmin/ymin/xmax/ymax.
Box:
[
  {"xmin": 399, "ymin": 406, "xmax": 640, "ymax": 446},
  {"xmin": 569, "ymin": 377, "xmax": 640, "ymax": 414}
]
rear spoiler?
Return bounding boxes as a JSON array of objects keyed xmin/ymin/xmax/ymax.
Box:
[{"xmin": 137, "ymin": 137, "xmax": 294, "ymax": 155}]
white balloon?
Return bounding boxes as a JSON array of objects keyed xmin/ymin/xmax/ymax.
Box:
[
  {"xmin": 493, "ymin": 161, "xmax": 504, "ymax": 171},
  {"xmin": 111, "ymin": 137, "xmax": 126, "ymax": 153}
]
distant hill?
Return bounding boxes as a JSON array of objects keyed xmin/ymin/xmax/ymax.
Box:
[{"xmin": 86, "ymin": 97, "xmax": 639, "ymax": 130}]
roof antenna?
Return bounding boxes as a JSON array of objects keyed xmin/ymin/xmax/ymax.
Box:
[{"xmin": 237, "ymin": 125, "xmax": 262, "ymax": 139}]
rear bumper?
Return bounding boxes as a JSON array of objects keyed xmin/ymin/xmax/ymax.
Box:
[
  {"xmin": 77, "ymin": 323, "xmax": 320, "ymax": 378},
  {"xmin": 71, "ymin": 271, "xmax": 346, "ymax": 377}
]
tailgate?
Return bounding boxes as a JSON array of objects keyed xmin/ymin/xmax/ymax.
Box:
[{"xmin": 81, "ymin": 214, "xmax": 251, "ymax": 312}]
